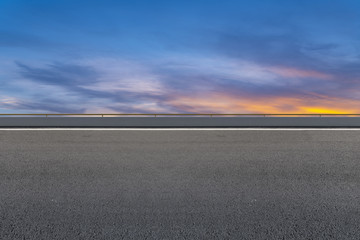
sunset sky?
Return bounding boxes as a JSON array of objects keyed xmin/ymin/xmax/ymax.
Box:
[{"xmin": 1, "ymin": 0, "xmax": 360, "ymax": 114}]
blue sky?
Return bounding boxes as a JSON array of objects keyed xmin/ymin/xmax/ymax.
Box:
[{"xmin": 1, "ymin": 0, "xmax": 360, "ymax": 113}]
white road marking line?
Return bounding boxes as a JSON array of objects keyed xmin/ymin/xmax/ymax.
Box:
[{"xmin": 1, "ymin": 128, "xmax": 360, "ymax": 131}]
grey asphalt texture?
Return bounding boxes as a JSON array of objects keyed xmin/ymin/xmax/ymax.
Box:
[{"xmin": 1, "ymin": 130, "xmax": 360, "ymax": 240}]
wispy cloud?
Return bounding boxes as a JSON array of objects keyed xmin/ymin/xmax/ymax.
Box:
[
  {"xmin": 167, "ymin": 92, "xmax": 360, "ymax": 114},
  {"xmin": 267, "ymin": 66, "xmax": 333, "ymax": 80},
  {"xmin": 7, "ymin": 59, "xmax": 172, "ymax": 113},
  {"xmin": 1, "ymin": 54, "xmax": 359, "ymax": 114}
]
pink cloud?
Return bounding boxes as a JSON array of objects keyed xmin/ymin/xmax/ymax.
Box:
[{"xmin": 268, "ymin": 66, "xmax": 333, "ymax": 80}]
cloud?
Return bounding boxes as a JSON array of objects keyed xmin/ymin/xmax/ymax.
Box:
[
  {"xmin": 16, "ymin": 61, "xmax": 99, "ymax": 86},
  {"xmin": 267, "ymin": 66, "xmax": 333, "ymax": 80},
  {"xmin": 80, "ymin": 58, "xmax": 164, "ymax": 94},
  {"xmin": 0, "ymin": 96, "xmax": 84, "ymax": 113},
  {"xmin": 167, "ymin": 92, "xmax": 360, "ymax": 114},
  {"xmin": 3, "ymin": 53, "xmax": 360, "ymax": 114},
  {"xmin": 9, "ymin": 59, "xmax": 173, "ymax": 113}
]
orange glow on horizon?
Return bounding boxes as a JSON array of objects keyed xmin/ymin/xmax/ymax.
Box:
[{"xmin": 167, "ymin": 93, "xmax": 360, "ymax": 114}]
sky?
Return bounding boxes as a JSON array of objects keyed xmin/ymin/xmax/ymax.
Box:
[{"xmin": 1, "ymin": 0, "xmax": 360, "ymax": 114}]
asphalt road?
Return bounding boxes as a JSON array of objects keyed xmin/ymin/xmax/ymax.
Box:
[{"xmin": 1, "ymin": 130, "xmax": 360, "ymax": 239}]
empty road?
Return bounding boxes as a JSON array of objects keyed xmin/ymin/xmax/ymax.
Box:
[{"xmin": 1, "ymin": 129, "xmax": 360, "ymax": 239}]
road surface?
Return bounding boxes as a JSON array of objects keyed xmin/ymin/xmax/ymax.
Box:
[{"xmin": 0, "ymin": 129, "xmax": 360, "ymax": 239}]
